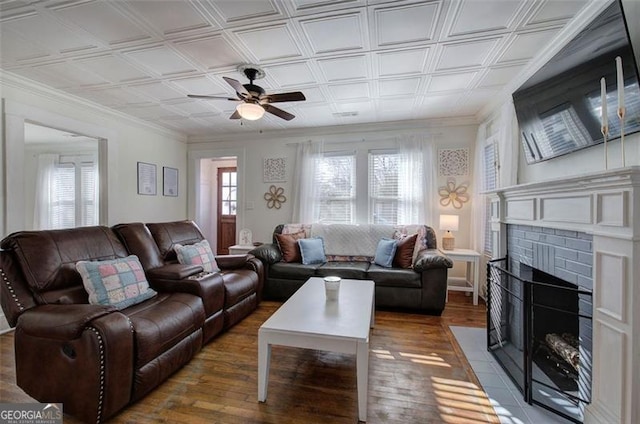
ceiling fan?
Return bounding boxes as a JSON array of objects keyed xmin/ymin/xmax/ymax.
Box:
[{"xmin": 188, "ymin": 65, "xmax": 306, "ymax": 121}]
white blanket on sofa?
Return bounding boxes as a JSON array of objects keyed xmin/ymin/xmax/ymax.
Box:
[{"xmin": 310, "ymin": 223, "xmax": 395, "ymax": 257}]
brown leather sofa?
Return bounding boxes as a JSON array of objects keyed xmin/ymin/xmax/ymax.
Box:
[{"xmin": 0, "ymin": 221, "xmax": 263, "ymax": 423}]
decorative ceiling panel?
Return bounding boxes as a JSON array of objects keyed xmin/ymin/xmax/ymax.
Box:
[
  {"xmin": 234, "ymin": 24, "xmax": 303, "ymax": 62},
  {"xmin": 525, "ymin": 0, "xmax": 588, "ymax": 27},
  {"xmin": 263, "ymin": 61, "xmax": 316, "ymax": 87},
  {"xmin": 75, "ymin": 55, "xmax": 150, "ymax": 83},
  {"xmin": 0, "ymin": 0, "xmax": 594, "ymax": 136},
  {"xmin": 435, "ymin": 38, "xmax": 501, "ymax": 71},
  {"xmin": 1, "ymin": 14, "xmax": 96, "ymax": 54},
  {"xmin": 299, "ymin": 12, "xmax": 366, "ymax": 54},
  {"xmin": 169, "ymin": 75, "xmax": 230, "ymax": 96},
  {"xmin": 124, "ymin": 1, "xmax": 214, "ymax": 36},
  {"xmin": 477, "ymin": 64, "xmax": 526, "ymax": 88},
  {"xmin": 378, "ymin": 76, "xmax": 422, "ymax": 97},
  {"xmin": 52, "ymin": 2, "xmax": 152, "ymax": 45},
  {"xmin": 0, "ymin": 29, "xmax": 50, "ymax": 62},
  {"xmin": 496, "ymin": 28, "xmax": 560, "ymax": 63},
  {"xmin": 124, "ymin": 46, "xmax": 197, "ymax": 76},
  {"xmin": 446, "ymin": 0, "xmax": 524, "ymax": 37},
  {"xmin": 317, "ymin": 54, "xmax": 368, "ymax": 82},
  {"xmin": 207, "ymin": 0, "xmax": 283, "ymax": 24},
  {"xmin": 327, "ymin": 81, "xmax": 370, "ymax": 100},
  {"xmin": 371, "ymin": 1, "xmax": 442, "ymax": 47},
  {"xmin": 375, "ymin": 47, "xmax": 429, "ymax": 77},
  {"xmin": 176, "ymin": 35, "xmax": 247, "ymax": 70},
  {"xmin": 129, "ymin": 82, "xmax": 186, "ymax": 102},
  {"xmin": 427, "ymin": 71, "xmax": 477, "ymax": 92}
]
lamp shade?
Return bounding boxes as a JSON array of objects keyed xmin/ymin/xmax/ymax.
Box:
[
  {"xmin": 439, "ymin": 214, "xmax": 459, "ymax": 232},
  {"xmin": 236, "ymin": 103, "xmax": 265, "ymax": 120}
]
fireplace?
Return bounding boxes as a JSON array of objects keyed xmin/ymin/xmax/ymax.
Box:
[
  {"xmin": 486, "ymin": 167, "xmax": 640, "ymax": 424},
  {"xmin": 488, "ymin": 257, "xmax": 592, "ymax": 423}
]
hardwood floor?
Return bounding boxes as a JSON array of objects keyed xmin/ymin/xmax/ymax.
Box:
[{"xmin": 0, "ymin": 293, "xmax": 496, "ymax": 423}]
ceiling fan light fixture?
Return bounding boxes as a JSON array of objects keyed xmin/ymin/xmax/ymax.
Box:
[{"xmin": 236, "ymin": 103, "xmax": 264, "ymax": 120}]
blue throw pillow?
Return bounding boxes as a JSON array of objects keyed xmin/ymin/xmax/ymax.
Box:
[
  {"xmin": 298, "ymin": 237, "xmax": 326, "ymax": 265},
  {"xmin": 374, "ymin": 238, "xmax": 398, "ymax": 268}
]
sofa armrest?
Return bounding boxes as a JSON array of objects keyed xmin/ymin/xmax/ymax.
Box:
[
  {"xmin": 248, "ymin": 243, "xmax": 282, "ymax": 265},
  {"xmin": 146, "ymin": 270, "xmax": 224, "ymax": 317},
  {"xmin": 215, "ymin": 254, "xmax": 250, "ymax": 270},
  {"xmin": 14, "ymin": 305, "xmax": 134, "ymax": 422},
  {"xmin": 147, "ymin": 264, "xmax": 203, "ymax": 280},
  {"xmin": 413, "ymin": 249, "xmax": 453, "ymax": 272},
  {"xmin": 17, "ymin": 304, "xmax": 118, "ymax": 341}
]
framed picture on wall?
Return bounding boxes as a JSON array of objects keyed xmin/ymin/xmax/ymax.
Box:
[
  {"xmin": 137, "ymin": 162, "xmax": 157, "ymax": 195},
  {"xmin": 163, "ymin": 166, "xmax": 178, "ymax": 197}
]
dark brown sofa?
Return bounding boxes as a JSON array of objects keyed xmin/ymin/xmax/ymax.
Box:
[
  {"xmin": 251, "ymin": 223, "xmax": 452, "ymax": 315},
  {"xmin": 0, "ymin": 220, "xmax": 262, "ymax": 423}
]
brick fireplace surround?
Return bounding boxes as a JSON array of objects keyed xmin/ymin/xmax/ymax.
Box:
[{"xmin": 488, "ymin": 167, "xmax": 640, "ymax": 424}]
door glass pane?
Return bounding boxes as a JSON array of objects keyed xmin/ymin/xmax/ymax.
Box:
[
  {"xmin": 222, "ymin": 187, "xmax": 230, "ymax": 201},
  {"xmin": 230, "ymin": 172, "xmax": 237, "ymax": 186},
  {"xmin": 222, "ymin": 201, "xmax": 230, "ymax": 215},
  {"xmin": 222, "ymin": 172, "xmax": 230, "ymax": 185}
]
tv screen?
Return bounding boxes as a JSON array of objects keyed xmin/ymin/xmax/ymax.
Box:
[{"xmin": 513, "ymin": 0, "xmax": 640, "ymax": 163}]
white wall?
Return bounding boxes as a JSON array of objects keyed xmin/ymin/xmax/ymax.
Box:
[
  {"xmin": 1, "ymin": 73, "xmax": 188, "ymax": 234},
  {"xmin": 188, "ymin": 119, "xmax": 479, "ymax": 253}
]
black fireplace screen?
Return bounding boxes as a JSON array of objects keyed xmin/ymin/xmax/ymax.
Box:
[{"xmin": 487, "ymin": 257, "xmax": 593, "ymax": 423}]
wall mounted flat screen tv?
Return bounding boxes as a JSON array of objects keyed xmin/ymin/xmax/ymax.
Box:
[{"xmin": 513, "ymin": 0, "xmax": 640, "ymax": 164}]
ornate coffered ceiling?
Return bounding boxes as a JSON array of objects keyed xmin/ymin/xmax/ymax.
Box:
[{"xmin": 0, "ymin": 0, "xmax": 590, "ymax": 136}]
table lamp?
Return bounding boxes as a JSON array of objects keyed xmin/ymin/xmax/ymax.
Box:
[{"xmin": 439, "ymin": 214, "xmax": 459, "ymax": 250}]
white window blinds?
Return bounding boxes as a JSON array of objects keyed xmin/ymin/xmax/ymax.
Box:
[
  {"xmin": 483, "ymin": 143, "xmax": 497, "ymax": 255},
  {"xmin": 369, "ymin": 151, "xmax": 400, "ymax": 225},
  {"xmin": 314, "ymin": 153, "xmax": 355, "ymax": 223},
  {"xmin": 49, "ymin": 158, "xmax": 98, "ymax": 229}
]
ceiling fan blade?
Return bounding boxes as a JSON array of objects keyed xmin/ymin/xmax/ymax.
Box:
[
  {"xmin": 229, "ymin": 110, "xmax": 241, "ymax": 120},
  {"xmin": 262, "ymin": 104, "xmax": 295, "ymax": 121},
  {"xmin": 187, "ymin": 94, "xmax": 240, "ymax": 101},
  {"xmin": 223, "ymin": 77, "xmax": 250, "ymax": 98},
  {"xmin": 264, "ymin": 92, "xmax": 306, "ymax": 103}
]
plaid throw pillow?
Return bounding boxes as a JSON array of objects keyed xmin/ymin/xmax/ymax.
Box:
[
  {"xmin": 76, "ymin": 255, "xmax": 156, "ymax": 310},
  {"xmin": 174, "ymin": 240, "xmax": 219, "ymax": 272}
]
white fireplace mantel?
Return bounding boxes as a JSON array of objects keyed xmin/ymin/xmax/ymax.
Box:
[{"xmin": 487, "ymin": 167, "xmax": 640, "ymax": 424}]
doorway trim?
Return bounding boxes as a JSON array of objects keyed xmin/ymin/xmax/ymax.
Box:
[
  {"xmin": 187, "ymin": 147, "xmax": 246, "ymax": 243},
  {"xmin": 2, "ymin": 99, "xmax": 115, "ymax": 235}
]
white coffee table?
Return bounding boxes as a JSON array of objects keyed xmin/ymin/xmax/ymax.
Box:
[{"xmin": 258, "ymin": 277, "xmax": 375, "ymax": 422}]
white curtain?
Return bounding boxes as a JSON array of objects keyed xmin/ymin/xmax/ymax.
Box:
[
  {"xmin": 397, "ymin": 134, "xmax": 434, "ymax": 225},
  {"xmin": 471, "ymin": 123, "xmax": 489, "ymax": 298},
  {"xmin": 291, "ymin": 140, "xmax": 324, "ymax": 223},
  {"xmin": 497, "ymin": 100, "xmax": 519, "ymax": 188},
  {"xmin": 471, "ymin": 123, "xmax": 487, "ymax": 255},
  {"xmin": 33, "ymin": 153, "xmax": 58, "ymax": 230}
]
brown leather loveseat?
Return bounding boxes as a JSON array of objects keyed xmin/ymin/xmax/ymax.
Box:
[{"xmin": 0, "ymin": 220, "xmax": 263, "ymax": 423}]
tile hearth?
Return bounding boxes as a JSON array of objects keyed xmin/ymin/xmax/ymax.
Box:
[{"xmin": 451, "ymin": 326, "xmax": 571, "ymax": 424}]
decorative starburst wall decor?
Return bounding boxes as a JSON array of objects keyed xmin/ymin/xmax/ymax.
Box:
[
  {"xmin": 264, "ymin": 185, "xmax": 286, "ymax": 209},
  {"xmin": 439, "ymin": 179, "xmax": 469, "ymax": 209}
]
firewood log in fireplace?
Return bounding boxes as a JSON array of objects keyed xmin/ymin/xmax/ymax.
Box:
[{"xmin": 545, "ymin": 333, "xmax": 579, "ymax": 372}]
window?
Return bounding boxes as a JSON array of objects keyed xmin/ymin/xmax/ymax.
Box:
[
  {"xmin": 220, "ymin": 169, "xmax": 237, "ymax": 216},
  {"xmin": 369, "ymin": 151, "xmax": 400, "ymax": 225},
  {"xmin": 314, "ymin": 153, "xmax": 355, "ymax": 223},
  {"xmin": 483, "ymin": 141, "xmax": 498, "ymax": 255},
  {"xmin": 50, "ymin": 157, "xmax": 98, "ymax": 229}
]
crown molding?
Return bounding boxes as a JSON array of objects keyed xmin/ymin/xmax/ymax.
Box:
[
  {"xmin": 475, "ymin": 0, "xmax": 614, "ymax": 123},
  {"xmin": 0, "ymin": 70, "xmax": 187, "ymax": 143},
  {"xmin": 187, "ymin": 115, "xmax": 479, "ymax": 144}
]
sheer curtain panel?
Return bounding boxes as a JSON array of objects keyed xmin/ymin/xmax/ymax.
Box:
[{"xmin": 291, "ymin": 140, "xmax": 324, "ymax": 223}]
